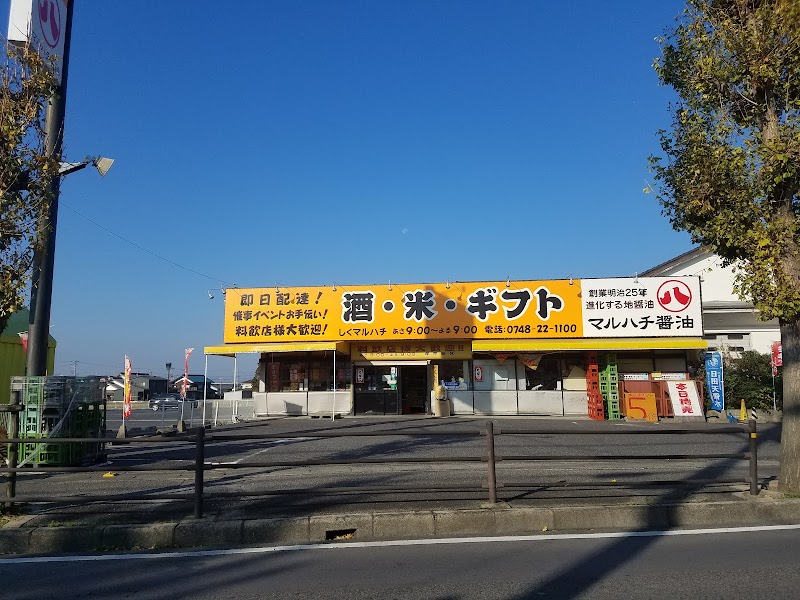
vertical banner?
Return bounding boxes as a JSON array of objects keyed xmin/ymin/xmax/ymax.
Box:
[
  {"xmin": 123, "ymin": 355, "xmax": 132, "ymax": 418},
  {"xmin": 181, "ymin": 347, "xmax": 194, "ymax": 399},
  {"xmin": 704, "ymin": 352, "xmax": 724, "ymax": 412},
  {"xmin": 772, "ymin": 341, "xmax": 783, "ymax": 375}
]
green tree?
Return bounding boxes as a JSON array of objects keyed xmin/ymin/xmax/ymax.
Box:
[
  {"xmin": 0, "ymin": 40, "xmax": 58, "ymax": 335},
  {"xmin": 722, "ymin": 350, "xmax": 782, "ymax": 412},
  {"xmin": 650, "ymin": 1, "xmax": 800, "ymax": 490}
]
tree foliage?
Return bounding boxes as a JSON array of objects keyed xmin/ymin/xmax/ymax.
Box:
[
  {"xmin": 650, "ymin": 0, "xmax": 800, "ymax": 491},
  {"xmin": 0, "ymin": 40, "xmax": 58, "ymax": 335},
  {"xmin": 651, "ymin": 0, "xmax": 800, "ymax": 319},
  {"xmin": 723, "ymin": 350, "xmax": 782, "ymax": 411}
]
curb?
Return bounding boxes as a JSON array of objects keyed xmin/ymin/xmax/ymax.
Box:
[{"xmin": 2, "ymin": 496, "xmax": 800, "ymax": 556}]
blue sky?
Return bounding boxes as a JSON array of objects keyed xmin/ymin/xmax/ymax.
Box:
[{"xmin": 5, "ymin": 0, "xmax": 690, "ymax": 381}]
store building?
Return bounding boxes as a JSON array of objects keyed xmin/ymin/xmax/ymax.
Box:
[
  {"xmin": 203, "ymin": 276, "xmax": 707, "ymax": 419},
  {"xmin": 641, "ymin": 247, "xmax": 781, "ymax": 355}
]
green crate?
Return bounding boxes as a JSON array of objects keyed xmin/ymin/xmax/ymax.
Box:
[
  {"xmin": 73, "ymin": 402, "xmax": 104, "ymax": 437},
  {"xmin": 19, "ymin": 435, "xmax": 70, "ymax": 467}
]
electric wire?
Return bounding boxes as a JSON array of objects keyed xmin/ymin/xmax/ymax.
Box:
[{"xmin": 59, "ymin": 201, "xmax": 232, "ymax": 287}]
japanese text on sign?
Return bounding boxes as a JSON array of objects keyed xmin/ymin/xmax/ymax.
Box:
[{"xmin": 223, "ymin": 277, "xmax": 702, "ymax": 344}]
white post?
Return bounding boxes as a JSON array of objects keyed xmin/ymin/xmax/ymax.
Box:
[
  {"xmin": 233, "ymin": 355, "xmax": 238, "ymax": 421},
  {"xmin": 772, "ymin": 369, "xmax": 778, "ymax": 412},
  {"xmin": 332, "ymin": 351, "xmax": 336, "ymax": 421},
  {"xmin": 202, "ymin": 354, "xmax": 209, "ymax": 427}
]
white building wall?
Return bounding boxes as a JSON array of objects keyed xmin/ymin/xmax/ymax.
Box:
[{"xmin": 645, "ymin": 249, "xmax": 781, "ymax": 355}]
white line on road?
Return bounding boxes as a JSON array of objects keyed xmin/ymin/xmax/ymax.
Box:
[
  {"xmin": 207, "ymin": 437, "xmax": 313, "ymax": 466},
  {"xmin": 3, "ymin": 523, "xmax": 800, "ymax": 564}
]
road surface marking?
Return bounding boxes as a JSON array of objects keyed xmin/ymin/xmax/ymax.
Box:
[{"xmin": 207, "ymin": 437, "xmax": 313, "ymax": 466}]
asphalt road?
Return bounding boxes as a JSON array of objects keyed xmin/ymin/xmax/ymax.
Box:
[
  {"xmin": 3, "ymin": 525, "xmax": 798, "ymax": 599},
  {"xmin": 6, "ymin": 417, "xmax": 781, "ymax": 525}
]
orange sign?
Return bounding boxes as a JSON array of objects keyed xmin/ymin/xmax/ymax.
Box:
[
  {"xmin": 223, "ymin": 280, "xmax": 583, "ymax": 344},
  {"xmin": 352, "ymin": 341, "xmax": 472, "ymax": 361},
  {"xmin": 624, "ymin": 392, "xmax": 658, "ymax": 422}
]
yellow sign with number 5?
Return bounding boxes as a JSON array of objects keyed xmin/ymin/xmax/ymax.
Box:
[{"xmin": 624, "ymin": 392, "xmax": 658, "ymax": 422}]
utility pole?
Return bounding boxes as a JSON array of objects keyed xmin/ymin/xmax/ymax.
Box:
[{"xmin": 26, "ymin": 0, "xmax": 75, "ymax": 375}]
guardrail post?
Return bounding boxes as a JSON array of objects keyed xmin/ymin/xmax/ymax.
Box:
[
  {"xmin": 4, "ymin": 393, "xmax": 21, "ymax": 513},
  {"xmin": 749, "ymin": 418, "xmax": 759, "ymax": 496},
  {"xmin": 194, "ymin": 427, "xmax": 205, "ymax": 518},
  {"xmin": 486, "ymin": 421, "xmax": 497, "ymax": 504}
]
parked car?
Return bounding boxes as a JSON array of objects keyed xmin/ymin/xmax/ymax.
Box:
[{"xmin": 148, "ymin": 393, "xmax": 199, "ymax": 411}]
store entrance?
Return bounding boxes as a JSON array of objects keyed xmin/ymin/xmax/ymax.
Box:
[{"xmin": 400, "ymin": 366, "xmax": 428, "ymax": 414}]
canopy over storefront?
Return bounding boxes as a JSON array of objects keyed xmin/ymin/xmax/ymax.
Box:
[{"xmin": 204, "ymin": 341, "xmax": 350, "ymax": 357}]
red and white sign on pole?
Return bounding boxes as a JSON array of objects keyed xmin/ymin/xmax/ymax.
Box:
[
  {"xmin": 181, "ymin": 348, "xmax": 194, "ymax": 399},
  {"xmin": 7, "ymin": 0, "xmax": 68, "ymax": 83},
  {"xmin": 18, "ymin": 332, "xmax": 29, "ymax": 353},
  {"xmin": 772, "ymin": 341, "xmax": 783, "ymax": 376},
  {"xmin": 123, "ymin": 355, "xmax": 132, "ymax": 419}
]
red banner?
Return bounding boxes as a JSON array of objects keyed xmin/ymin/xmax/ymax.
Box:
[
  {"xmin": 123, "ymin": 356, "xmax": 132, "ymax": 418},
  {"xmin": 18, "ymin": 332, "xmax": 28, "ymax": 353},
  {"xmin": 772, "ymin": 341, "xmax": 783, "ymax": 367},
  {"xmin": 181, "ymin": 347, "xmax": 194, "ymax": 398}
]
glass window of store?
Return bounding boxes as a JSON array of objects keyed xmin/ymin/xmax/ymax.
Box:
[
  {"xmin": 524, "ymin": 354, "xmax": 562, "ymax": 390},
  {"xmin": 279, "ymin": 358, "xmax": 307, "ymax": 391},
  {"xmin": 265, "ymin": 352, "xmax": 349, "ymax": 392},
  {"xmin": 355, "ymin": 366, "xmax": 396, "ymax": 391},
  {"xmin": 472, "ymin": 354, "xmax": 520, "ymax": 391},
  {"xmin": 436, "ymin": 360, "xmax": 471, "ymax": 390},
  {"xmin": 354, "ymin": 365, "xmax": 399, "ymax": 414}
]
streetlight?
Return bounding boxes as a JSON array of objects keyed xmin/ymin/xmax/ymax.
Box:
[
  {"xmin": 59, "ymin": 156, "xmax": 115, "ymax": 177},
  {"xmin": 26, "ymin": 155, "xmax": 114, "ymax": 375}
]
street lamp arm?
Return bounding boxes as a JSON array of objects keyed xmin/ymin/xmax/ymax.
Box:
[
  {"xmin": 60, "ymin": 156, "xmax": 114, "ymax": 177},
  {"xmin": 5, "ymin": 156, "xmax": 114, "ymax": 193},
  {"xmin": 58, "ymin": 161, "xmax": 90, "ymax": 176}
]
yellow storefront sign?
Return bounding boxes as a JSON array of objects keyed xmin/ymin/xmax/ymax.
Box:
[
  {"xmin": 351, "ymin": 341, "xmax": 472, "ymax": 361},
  {"xmin": 223, "ymin": 280, "xmax": 583, "ymax": 344}
]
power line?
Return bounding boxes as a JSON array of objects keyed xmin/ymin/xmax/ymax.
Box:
[{"xmin": 60, "ymin": 201, "xmax": 232, "ymax": 286}]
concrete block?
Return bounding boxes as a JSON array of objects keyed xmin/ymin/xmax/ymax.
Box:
[
  {"xmin": 667, "ymin": 501, "xmax": 752, "ymax": 528},
  {"xmin": 29, "ymin": 526, "xmax": 103, "ymax": 554},
  {"xmin": 493, "ymin": 507, "xmax": 554, "ymax": 534},
  {"xmin": 309, "ymin": 513, "xmax": 374, "ymax": 542},
  {"xmin": 667, "ymin": 498, "xmax": 800, "ymax": 528},
  {"xmin": 102, "ymin": 523, "xmax": 176, "ymax": 550},
  {"xmin": 373, "ymin": 511, "xmax": 435, "ymax": 540},
  {"xmin": 551, "ymin": 505, "xmax": 668, "ymax": 532},
  {"xmin": 174, "ymin": 519, "xmax": 242, "ymax": 548},
  {"xmin": 243, "ymin": 517, "xmax": 310, "ymax": 545},
  {"xmin": 0, "ymin": 529, "xmax": 32, "ymax": 555},
  {"xmin": 757, "ymin": 499, "xmax": 800, "ymax": 524},
  {"xmin": 434, "ymin": 509, "xmax": 496, "ymax": 537}
]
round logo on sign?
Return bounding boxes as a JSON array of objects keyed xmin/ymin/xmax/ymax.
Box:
[
  {"xmin": 657, "ymin": 280, "xmax": 693, "ymax": 313},
  {"xmin": 38, "ymin": 0, "xmax": 63, "ymax": 49}
]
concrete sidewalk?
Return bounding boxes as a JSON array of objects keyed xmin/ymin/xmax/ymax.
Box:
[{"xmin": 2, "ymin": 490, "xmax": 800, "ymax": 556}]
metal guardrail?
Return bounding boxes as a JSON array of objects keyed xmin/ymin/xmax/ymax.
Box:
[{"xmin": 1, "ymin": 420, "xmax": 760, "ymax": 518}]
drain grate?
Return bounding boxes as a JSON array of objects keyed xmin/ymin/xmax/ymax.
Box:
[{"xmin": 326, "ymin": 528, "xmax": 356, "ymax": 541}]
